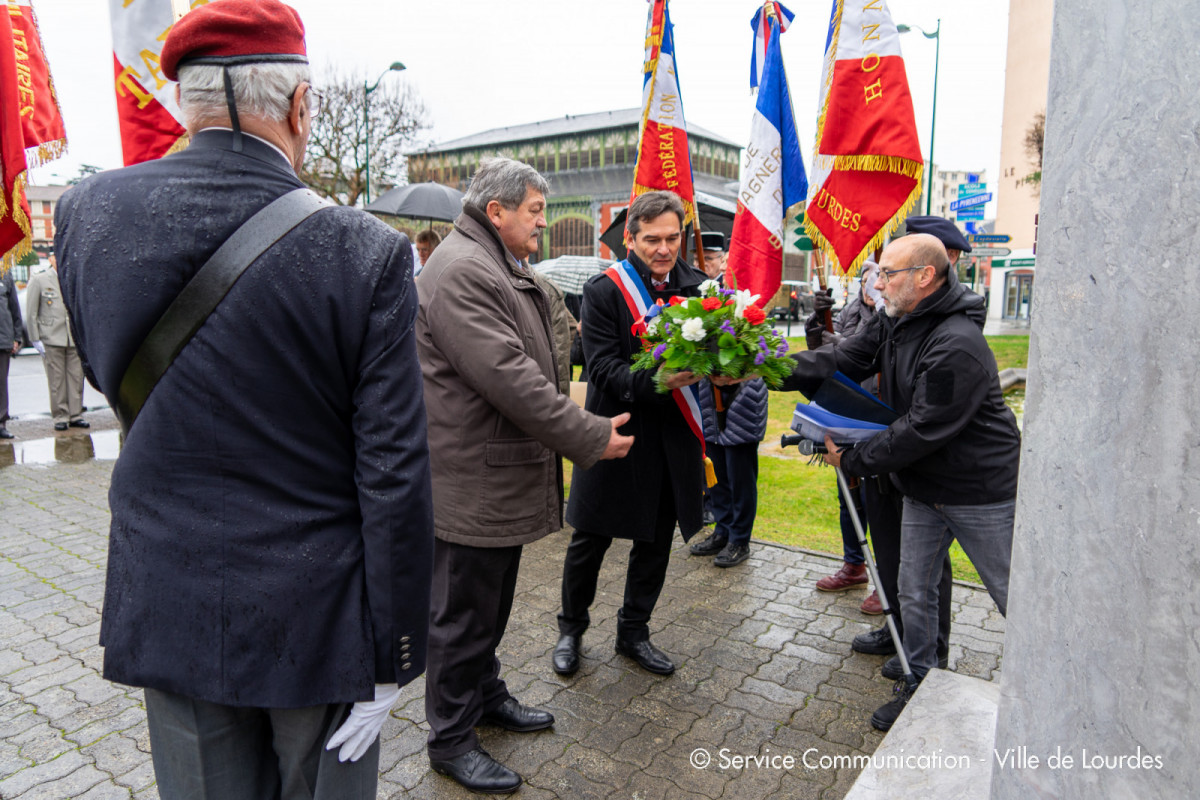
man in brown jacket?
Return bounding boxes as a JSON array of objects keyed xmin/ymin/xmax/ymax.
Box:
[{"xmin": 415, "ymin": 157, "xmax": 632, "ymax": 794}]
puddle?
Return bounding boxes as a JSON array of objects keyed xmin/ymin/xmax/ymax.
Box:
[{"xmin": 0, "ymin": 430, "xmax": 123, "ymax": 467}]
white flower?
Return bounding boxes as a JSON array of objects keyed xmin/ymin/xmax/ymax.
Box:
[
  {"xmin": 680, "ymin": 317, "xmax": 706, "ymax": 342},
  {"xmin": 733, "ymin": 289, "xmax": 761, "ymax": 318},
  {"xmin": 645, "ymin": 316, "xmax": 662, "ymax": 336},
  {"xmin": 698, "ymin": 279, "xmax": 720, "ymax": 296}
]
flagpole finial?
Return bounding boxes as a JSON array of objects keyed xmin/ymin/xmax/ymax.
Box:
[{"xmin": 763, "ymin": 1, "xmax": 777, "ymax": 21}]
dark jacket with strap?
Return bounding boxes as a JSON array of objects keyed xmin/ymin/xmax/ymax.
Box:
[
  {"xmin": 697, "ymin": 378, "xmax": 768, "ymax": 447},
  {"xmin": 565, "ymin": 254, "xmax": 708, "ymax": 541},
  {"xmin": 783, "ymin": 280, "xmax": 1020, "ymax": 505},
  {"xmin": 54, "ymin": 130, "xmax": 434, "ymax": 708}
]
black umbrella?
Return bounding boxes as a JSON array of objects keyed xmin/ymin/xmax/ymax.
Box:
[
  {"xmin": 600, "ymin": 192, "xmax": 736, "ymax": 260},
  {"xmin": 365, "ymin": 181, "xmax": 464, "ymax": 223}
]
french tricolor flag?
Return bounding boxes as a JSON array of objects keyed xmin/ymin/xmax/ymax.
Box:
[
  {"xmin": 749, "ymin": 2, "xmax": 795, "ymax": 91},
  {"xmin": 804, "ymin": 0, "xmax": 923, "ymax": 277},
  {"xmin": 726, "ymin": 10, "xmax": 807, "ymax": 307}
]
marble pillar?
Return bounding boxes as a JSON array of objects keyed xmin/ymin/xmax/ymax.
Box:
[{"xmin": 991, "ymin": 1, "xmax": 1200, "ymax": 798}]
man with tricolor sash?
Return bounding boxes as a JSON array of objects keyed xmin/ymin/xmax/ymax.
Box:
[{"xmin": 553, "ymin": 191, "xmax": 709, "ymax": 679}]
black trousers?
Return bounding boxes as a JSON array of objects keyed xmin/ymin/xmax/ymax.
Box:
[
  {"xmin": 144, "ymin": 688, "xmax": 375, "ymax": 800},
  {"xmin": 0, "ymin": 351, "xmax": 10, "ymax": 423},
  {"xmin": 864, "ymin": 479, "xmax": 951, "ymax": 657},
  {"xmin": 425, "ymin": 539, "xmax": 522, "ymax": 761},
  {"xmin": 558, "ymin": 475, "xmax": 676, "ymax": 642}
]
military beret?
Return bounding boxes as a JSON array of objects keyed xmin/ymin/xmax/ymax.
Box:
[
  {"xmin": 161, "ymin": 0, "xmax": 307, "ymax": 82},
  {"xmin": 903, "ymin": 216, "xmax": 972, "ymax": 253},
  {"xmin": 700, "ymin": 231, "xmax": 726, "ymax": 251}
]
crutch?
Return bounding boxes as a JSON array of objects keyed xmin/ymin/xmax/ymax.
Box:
[{"xmin": 781, "ymin": 434, "xmax": 918, "ymax": 690}]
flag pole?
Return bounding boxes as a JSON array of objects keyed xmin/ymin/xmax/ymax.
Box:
[
  {"xmin": 693, "ymin": 222, "xmax": 706, "ymax": 274},
  {"xmin": 170, "ymin": 0, "xmax": 189, "ymax": 21}
]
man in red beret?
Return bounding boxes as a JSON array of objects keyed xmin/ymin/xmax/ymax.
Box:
[{"xmin": 54, "ymin": 1, "xmax": 434, "ymax": 797}]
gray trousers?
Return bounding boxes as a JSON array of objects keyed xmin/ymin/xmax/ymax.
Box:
[
  {"xmin": 42, "ymin": 345, "xmax": 84, "ymax": 423},
  {"xmin": 144, "ymin": 688, "xmax": 378, "ymax": 800},
  {"xmin": 898, "ymin": 497, "xmax": 1015, "ymax": 679}
]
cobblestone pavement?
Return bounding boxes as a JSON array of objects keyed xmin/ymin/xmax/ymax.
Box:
[{"xmin": 1, "ymin": 450, "xmax": 1005, "ymax": 800}]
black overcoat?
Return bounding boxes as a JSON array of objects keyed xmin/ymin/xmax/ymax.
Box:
[
  {"xmin": 55, "ymin": 131, "xmax": 434, "ymax": 708},
  {"xmin": 565, "ymin": 254, "xmax": 707, "ymax": 542}
]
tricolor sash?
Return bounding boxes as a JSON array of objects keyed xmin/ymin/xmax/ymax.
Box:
[{"xmin": 605, "ymin": 261, "xmax": 716, "ymax": 487}]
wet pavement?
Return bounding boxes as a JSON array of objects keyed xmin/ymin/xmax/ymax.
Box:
[{"xmin": 0, "ymin": 410, "xmax": 1006, "ymax": 799}]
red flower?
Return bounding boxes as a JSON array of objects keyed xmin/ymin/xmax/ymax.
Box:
[
  {"xmin": 701, "ymin": 297, "xmax": 723, "ymax": 311},
  {"xmin": 670, "ymin": 295, "xmax": 688, "ymax": 306},
  {"xmin": 743, "ymin": 305, "xmax": 767, "ymax": 326},
  {"xmin": 724, "ymin": 299, "xmax": 736, "ymax": 307}
]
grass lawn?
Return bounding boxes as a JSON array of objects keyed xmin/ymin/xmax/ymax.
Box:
[{"xmin": 565, "ymin": 333, "xmax": 1028, "ymax": 586}]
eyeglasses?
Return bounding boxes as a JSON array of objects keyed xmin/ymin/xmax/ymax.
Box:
[
  {"xmin": 295, "ymin": 84, "xmax": 324, "ymax": 117},
  {"xmin": 878, "ymin": 265, "xmax": 930, "ymax": 284}
]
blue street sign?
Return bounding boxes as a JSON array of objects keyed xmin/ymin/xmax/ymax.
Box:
[
  {"xmin": 956, "ymin": 209, "xmax": 985, "ymax": 221},
  {"xmin": 964, "ymin": 222, "xmax": 979, "ymax": 234},
  {"xmin": 950, "ymin": 192, "xmax": 993, "ymax": 211},
  {"xmin": 969, "ymin": 233, "xmax": 1012, "ymax": 244}
]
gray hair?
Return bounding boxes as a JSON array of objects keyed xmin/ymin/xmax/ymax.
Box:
[
  {"xmin": 177, "ymin": 62, "xmax": 311, "ymax": 126},
  {"xmin": 463, "ymin": 158, "xmax": 549, "ymax": 213},
  {"xmin": 627, "ymin": 191, "xmax": 685, "ymax": 237}
]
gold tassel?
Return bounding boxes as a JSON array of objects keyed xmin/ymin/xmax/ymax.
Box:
[{"xmin": 704, "ymin": 455, "xmax": 718, "ymax": 488}]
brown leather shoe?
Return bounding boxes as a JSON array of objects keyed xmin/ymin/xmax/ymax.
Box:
[
  {"xmin": 816, "ymin": 562, "xmax": 868, "ymax": 592},
  {"xmin": 860, "ymin": 590, "xmax": 883, "ymax": 615}
]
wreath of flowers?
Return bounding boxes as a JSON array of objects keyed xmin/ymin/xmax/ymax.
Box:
[{"xmin": 631, "ymin": 280, "xmax": 796, "ymax": 392}]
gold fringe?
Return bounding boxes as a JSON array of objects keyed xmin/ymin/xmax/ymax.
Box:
[
  {"xmin": 21, "ymin": 2, "xmax": 69, "ymax": 169},
  {"xmin": 1, "ymin": 172, "xmax": 33, "ymax": 275},
  {"xmin": 831, "ymin": 155, "xmax": 924, "ymax": 181},
  {"xmin": 163, "ymin": 133, "xmax": 191, "ymax": 157},
  {"xmin": 23, "ymin": 137, "xmax": 67, "ymax": 170},
  {"xmin": 803, "ymin": 178, "xmax": 923, "ymax": 278},
  {"xmin": 704, "ymin": 455, "xmax": 717, "ymax": 488}
]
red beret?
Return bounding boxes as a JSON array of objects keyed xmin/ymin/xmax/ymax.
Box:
[{"xmin": 161, "ymin": 0, "xmax": 307, "ymax": 82}]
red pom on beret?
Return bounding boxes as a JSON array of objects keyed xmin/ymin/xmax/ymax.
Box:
[{"xmin": 161, "ymin": 0, "xmax": 307, "ymax": 82}]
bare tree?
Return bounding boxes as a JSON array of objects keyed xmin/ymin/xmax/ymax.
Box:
[
  {"xmin": 1022, "ymin": 110, "xmax": 1045, "ymax": 195},
  {"xmin": 301, "ymin": 66, "xmax": 429, "ymax": 207}
]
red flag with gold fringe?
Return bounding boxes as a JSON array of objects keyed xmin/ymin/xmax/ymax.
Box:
[
  {"xmin": 804, "ymin": 0, "xmax": 923, "ymax": 277},
  {"xmin": 7, "ymin": 0, "xmax": 67, "ymax": 168},
  {"xmin": 629, "ymin": 0, "xmax": 697, "ymax": 228},
  {"xmin": 1, "ymin": 4, "xmax": 33, "ymax": 269}
]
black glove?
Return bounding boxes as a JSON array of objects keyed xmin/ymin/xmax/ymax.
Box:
[{"xmin": 813, "ymin": 287, "xmax": 835, "ymax": 315}]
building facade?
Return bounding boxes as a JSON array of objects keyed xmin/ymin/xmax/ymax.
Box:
[{"xmin": 406, "ymin": 109, "xmax": 741, "ymax": 262}]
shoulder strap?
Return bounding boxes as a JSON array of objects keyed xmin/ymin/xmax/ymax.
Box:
[{"xmin": 114, "ymin": 188, "xmax": 330, "ymax": 435}]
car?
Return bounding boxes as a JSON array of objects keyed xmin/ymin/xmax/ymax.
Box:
[{"xmin": 770, "ymin": 280, "xmax": 815, "ymax": 321}]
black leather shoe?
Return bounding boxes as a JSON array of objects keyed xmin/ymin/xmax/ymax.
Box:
[
  {"xmin": 0, "ymin": 427, "xmax": 12, "ymax": 439},
  {"xmin": 714, "ymin": 541, "xmax": 750, "ymax": 567},
  {"xmin": 871, "ymin": 679, "xmax": 918, "ymax": 732},
  {"xmin": 481, "ymin": 697, "xmax": 554, "ymax": 732},
  {"xmin": 851, "ymin": 626, "xmax": 897, "ymax": 655},
  {"xmin": 430, "ymin": 747, "xmax": 521, "ymax": 794},
  {"xmin": 552, "ymin": 634, "xmax": 581, "ymax": 675},
  {"xmin": 689, "ymin": 531, "xmax": 727, "ymax": 556},
  {"xmin": 54, "ymin": 422, "xmax": 68, "ymax": 431},
  {"xmin": 68, "ymin": 419, "xmax": 90, "ymax": 429},
  {"xmin": 615, "ymin": 638, "xmax": 675, "ymax": 675},
  {"xmin": 882, "ymin": 653, "xmax": 948, "ymax": 681}
]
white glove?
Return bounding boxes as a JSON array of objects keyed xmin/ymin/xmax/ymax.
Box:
[
  {"xmin": 325, "ymin": 683, "xmax": 401, "ymax": 762},
  {"xmin": 32, "ymin": 340, "xmax": 45, "ymax": 356}
]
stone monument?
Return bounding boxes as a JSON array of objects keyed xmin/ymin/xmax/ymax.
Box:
[{"xmin": 991, "ymin": 1, "xmax": 1200, "ymax": 797}]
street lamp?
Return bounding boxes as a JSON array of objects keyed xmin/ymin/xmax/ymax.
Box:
[
  {"xmin": 897, "ymin": 20, "xmax": 940, "ymax": 215},
  {"xmin": 364, "ymin": 61, "xmax": 406, "ymax": 206}
]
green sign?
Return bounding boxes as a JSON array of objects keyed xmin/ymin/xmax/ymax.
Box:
[{"xmin": 794, "ymin": 214, "xmax": 814, "ymax": 251}]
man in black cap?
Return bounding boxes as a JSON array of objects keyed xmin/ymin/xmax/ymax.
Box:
[
  {"xmin": 695, "ymin": 230, "xmax": 727, "ymax": 281},
  {"xmin": 784, "ymin": 231, "xmax": 1019, "ymax": 732},
  {"xmin": 55, "ymin": 2, "xmax": 434, "ymax": 797}
]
